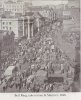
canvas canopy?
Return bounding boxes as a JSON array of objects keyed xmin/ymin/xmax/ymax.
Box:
[
  {"xmin": 34, "ymin": 70, "xmax": 47, "ymax": 84},
  {"xmin": 35, "ymin": 70, "xmax": 47, "ymax": 77},
  {"xmin": 4, "ymin": 66, "xmax": 16, "ymax": 76}
]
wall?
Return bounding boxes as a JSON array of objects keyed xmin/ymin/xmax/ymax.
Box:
[{"xmin": 0, "ymin": 18, "xmax": 19, "ymax": 38}]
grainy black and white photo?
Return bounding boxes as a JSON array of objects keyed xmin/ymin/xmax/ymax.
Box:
[{"xmin": 0, "ymin": 0, "xmax": 80, "ymax": 92}]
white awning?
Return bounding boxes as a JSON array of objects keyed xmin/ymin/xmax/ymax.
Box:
[
  {"xmin": 34, "ymin": 70, "xmax": 47, "ymax": 84},
  {"xmin": 36, "ymin": 70, "xmax": 47, "ymax": 77},
  {"xmin": 4, "ymin": 66, "xmax": 15, "ymax": 76}
]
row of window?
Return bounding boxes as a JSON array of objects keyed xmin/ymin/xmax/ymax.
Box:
[
  {"xmin": 7, "ymin": 8, "xmax": 23, "ymax": 11},
  {"xmin": 2, "ymin": 27, "xmax": 12, "ymax": 30},
  {"xmin": 6, "ymin": 9, "xmax": 23, "ymax": 12},
  {"xmin": 6, "ymin": 5, "xmax": 23, "ymax": 9},
  {"xmin": 2, "ymin": 22, "xmax": 12, "ymax": 25}
]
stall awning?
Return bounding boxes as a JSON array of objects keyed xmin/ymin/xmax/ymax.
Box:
[
  {"xmin": 36, "ymin": 70, "xmax": 47, "ymax": 77},
  {"xmin": 34, "ymin": 70, "xmax": 47, "ymax": 84},
  {"xmin": 4, "ymin": 66, "xmax": 15, "ymax": 76}
]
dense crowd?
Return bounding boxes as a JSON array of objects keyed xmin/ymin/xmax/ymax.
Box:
[
  {"xmin": 0, "ymin": 21, "xmax": 75, "ymax": 92},
  {"xmin": 62, "ymin": 31, "xmax": 80, "ymax": 44}
]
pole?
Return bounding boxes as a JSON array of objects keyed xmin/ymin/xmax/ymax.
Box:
[{"xmin": 28, "ymin": 17, "xmax": 30, "ymax": 39}]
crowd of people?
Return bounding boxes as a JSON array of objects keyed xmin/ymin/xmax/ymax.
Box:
[
  {"xmin": 62, "ymin": 31, "xmax": 80, "ymax": 44},
  {"xmin": 0, "ymin": 21, "xmax": 75, "ymax": 92}
]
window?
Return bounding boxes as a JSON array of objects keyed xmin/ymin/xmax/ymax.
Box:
[
  {"xmin": 3, "ymin": 22, "xmax": 5, "ymax": 25},
  {"xmin": 10, "ymin": 27, "xmax": 11, "ymax": 30},
  {"xmin": 9, "ymin": 22, "xmax": 11, "ymax": 25}
]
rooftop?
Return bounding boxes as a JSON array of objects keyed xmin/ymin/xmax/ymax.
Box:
[{"xmin": 5, "ymin": 0, "xmax": 16, "ymax": 4}]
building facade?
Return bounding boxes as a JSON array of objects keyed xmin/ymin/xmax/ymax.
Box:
[
  {"xmin": 0, "ymin": 17, "xmax": 20, "ymax": 38},
  {"xmin": 0, "ymin": 15, "xmax": 35, "ymax": 39},
  {"xmin": 28, "ymin": 6, "xmax": 57, "ymax": 22},
  {"xmin": 1, "ymin": 0, "xmax": 32, "ymax": 16}
]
